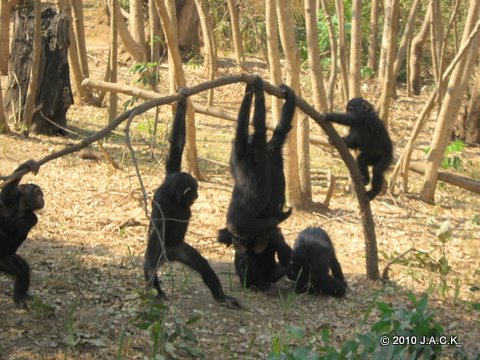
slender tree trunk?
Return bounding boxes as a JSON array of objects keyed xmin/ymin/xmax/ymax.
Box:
[
  {"xmin": 166, "ymin": 0, "xmax": 177, "ymax": 94},
  {"xmin": 155, "ymin": 0, "xmax": 201, "ymax": 178},
  {"xmin": 421, "ymin": 0, "xmax": 480, "ymax": 203},
  {"xmin": 305, "ymin": 0, "xmax": 328, "ymax": 112},
  {"xmin": 62, "ymin": 0, "xmax": 88, "ymax": 102},
  {"xmin": 464, "ymin": 71, "xmax": 480, "ymax": 144},
  {"xmin": 109, "ymin": 0, "xmax": 118, "ymax": 124},
  {"xmin": 349, "ymin": 0, "xmax": 362, "ymax": 98},
  {"xmin": 129, "ymin": 0, "xmax": 146, "ymax": 52},
  {"xmin": 265, "ymin": 0, "xmax": 282, "ymax": 123},
  {"xmin": 465, "ymin": 72, "xmax": 480, "ymax": 145},
  {"xmin": 277, "ymin": 0, "xmax": 310, "ymax": 208},
  {"xmin": 70, "ymin": 0, "xmax": 90, "ymax": 81},
  {"xmin": 193, "ymin": 0, "xmax": 216, "ymax": 106},
  {"xmin": 148, "ymin": 0, "xmax": 161, "ymax": 62},
  {"xmin": 319, "ymin": 0, "xmax": 338, "ymax": 110},
  {"xmin": 377, "ymin": 0, "xmax": 399, "ymax": 124},
  {"xmin": 0, "ymin": 0, "xmax": 10, "ymax": 74},
  {"xmin": 112, "ymin": 1, "xmax": 145, "ymax": 63},
  {"xmin": 0, "ymin": 77, "xmax": 9, "ymax": 133},
  {"xmin": 378, "ymin": 0, "xmax": 392, "ymax": 83},
  {"xmin": 367, "ymin": 0, "xmax": 380, "ymax": 74},
  {"xmin": 429, "ymin": 0, "xmax": 444, "ymax": 84},
  {"xmin": 408, "ymin": 6, "xmax": 431, "ymax": 95},
  {"xmin": 335, "ymin": 0, "xmax": 349, "ymax": 101},
  {"xmin": 439, "ymin": 0, "xmax": 461, "ymax": 81},
  {"xmin": 22, "ymin": 0, "xmax": 41, "ymax": 135},
  {"xmin": 392, "ymin": 0, "xmax": 421, "ymax": 80},
  {"xmin": 227, "ymin": 0, "xmax": 244, "ymax": 69}
]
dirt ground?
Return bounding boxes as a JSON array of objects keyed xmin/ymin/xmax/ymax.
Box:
[{"xmin": 1, "ymin": 2, "xmax": 480, "ymax": 359}]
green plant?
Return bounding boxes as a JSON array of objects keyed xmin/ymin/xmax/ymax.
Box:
[
  {"xmin": 268, "ymin": 293, "xmax": 451, "ymax": 360},
  {"xmin": 424, "ymin": 140, "xmax": 466, "ymax": 171},
  {"xmin": 472, "ymin": 215, "xmax": 480, "ymax": 226},
  {"xmin": 135, "ymin": 302, "xmax": 205, "ymax": 359}
]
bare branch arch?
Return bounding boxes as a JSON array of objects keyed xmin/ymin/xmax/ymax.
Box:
[{"xmin": 1, "ymin": 74, "xmax": 379, "ymax": 280}]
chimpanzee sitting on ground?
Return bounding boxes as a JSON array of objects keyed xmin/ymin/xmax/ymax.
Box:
[
  {"xmin": 0, "ymin": 160, "xmax": 44, "ymax": 306},
  {"xmin": 324, "ymin": 97, "xmax": 393, "ymax": 200},
  {"xmin": 218, "ymin": 79, "xmax": 296, "ymax": 290},
  {"xmin": 289, "ymin": 227, "xmax": 346, "ymax": 297},
  {"xmin": 144, "ymin": 95, "xmax": 240, "ymax": 308}
]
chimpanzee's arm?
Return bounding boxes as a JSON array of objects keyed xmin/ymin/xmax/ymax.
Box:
[
  {"xmin": 233, "ymin": 84, "xmax": 254, "ymax": 157},
  {"xmin": 324, "ymin": 113, "xmax": 356, "ymax": 127},
  {"xmin": 269, "ymin": 85, "xmax": 295, "ymax": 151},
  {"xmin": 0, "ymin": 160, "xmax": 39, "ymax": 206},
  {"xmin": 251, "ymin": 77, "xmax": 267, "ymax": 151},
  {"xmin": 166, "ymin": 98, "xmax": 187, "ymax": 175}
]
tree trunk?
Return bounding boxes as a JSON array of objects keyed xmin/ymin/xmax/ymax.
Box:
[
  {"xmin": 335, "ymin": 0, "xmax": 349, "ymax": 101},
  {"xmin": 148, "ymin": 0, "xmax": 161, "ymax": 62},
  {"xmin": 377, "ymin": 0, "xmax": 399, "ymax": 124},
  {"xmin": 70, "ymin": 0, "xmax": 89, "ymax": 81},
  {"xmin": 4, "ymin": 7, "xmax": 73, "ymax": 135},
  {"xmin": 0, "ymin": 0, "xmax": 10, "ymax": 74},
  {"xmin": 421, "ymin": 0, "xmax": 480, "ymax": 203},
  {"xmin": 111, "ymin": 1, "xmax": 145, "ymax": 63},
  {"xmin": 319, "ymin": 0, "xmax": 338, "ymax": 110},
  {"xmin": 155, "ymin": 0, "xmax": 201, "ymax": 178},
  {"xmin": 349, "ymin": 0, "xmax": 362, "ymax": 98},
  {"xmin": 463, "ymin": 71, "xmax": 480, "ymax": 144},
  {"xmin": 22, "ymin": 0, "xmax": 41, "ymax": 134},
  {"xmin": 392, "ymin": 0, "xmax": 421, "ymax": 80},
  {"xmin": 0, "ymin": 77, "xmax": 9, "ymax": 133},
  {"xmin": 129, "ymin": 0, "xmax": 146, "ymax": 54},
  {"xmin": 429, "ymin": 0, "xmax": 444, "ymax": 84},
  {"xmin": 408, "ymin": 6, "xmax": 431, "ymax": 95},
  {"xmin": 109, "ymin": 0, "xmax": 118, "ymax": 124},
  {"xmin": 305, "ymin": 0, "xmax": 328, "ymax": 112},
  {"xmin": 265, "ymin": 0, "xmax": 282, "ymax": 124},
  {"xmin": 367, "ymin": 0, "xmax": 380, "ymax": 74},
  {"xmin": 176, "ymin": 0, "xmax": 200, "ymax": 55},
  {"xmin": 227, "ymin": 0, "xmax": 244, "ymax": 69},
  {"xmin": 193, "ymin": 0, "xmax": 216, "ymax": 105},
  {"xmin": 378, "ymin": 0, "xmax": 392, "ymax": 83},
  {"xmin": 277, "ymin": 0, "xmax": 311, "ymax": 208}
]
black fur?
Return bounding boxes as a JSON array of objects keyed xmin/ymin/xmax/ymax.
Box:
[
  {"xmin": 235, "ymin": 229, "xmax": 293, "ymax": 291},
  {"xmin": 219, "ymin": 80, "xmax": 296, "ymax": 290},
  {"xmin": 144, "ymin": 97, "xmax": 239, "ymax": 308},
  {"xmin": 325, "ymin": 97, "xmax": 393, "ymax": 200},
  {"xmin": 0, "ymin": 160, "xmax": 43, "ymax": 306},
  {"xmin": 290, "ymin": 227, "xmax": 346, "ymax": 297},
  {"xmin": 226, "ymin": 77, "xmax": 278, "ymax": 237}
]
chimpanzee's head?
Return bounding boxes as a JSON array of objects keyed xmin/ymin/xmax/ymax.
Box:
[{"xmin": 346, "ymin": 97, "xmax": 374, "ymax": 114}]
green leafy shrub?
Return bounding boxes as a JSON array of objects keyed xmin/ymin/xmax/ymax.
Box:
[{"xmin": 268, "ymin": 293, "xmax": 452, "ymax": 360}]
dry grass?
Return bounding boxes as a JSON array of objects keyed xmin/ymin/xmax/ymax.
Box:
[{"xmin": 0, "ymin": 2, "xmax": 479, "ymax": 359}]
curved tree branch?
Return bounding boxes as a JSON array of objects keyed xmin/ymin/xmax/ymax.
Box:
[{"xmin": 1, "ymin": 73, "xmax": 379, "ymax": 280}]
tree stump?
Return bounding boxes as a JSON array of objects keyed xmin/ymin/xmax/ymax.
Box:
[{"xmin": 4, "ymin": 6, "xmax": 73, "ymax": 135}]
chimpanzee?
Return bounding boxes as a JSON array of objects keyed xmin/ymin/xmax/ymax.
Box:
[
  {"xmin": 324, "ymin": 97, "xmax": 393, "ymax": 200},
  {"xmin": 144, "ymin": 96, "xmax": 240, "ymax": 308},
  {"xmin": 289, "ymin": 227, "xmax": 346, "ymax": 297},
  {"xmin": 0, "ymin": 160, "xmax": 44, "ymax": 306},
  {"xmin": 225, "ymin": 77, "xmax": 292, "ymax": 238},
  {"xmin": 218, "ymin": 80, "xmax": 296, "ymax": 290}
]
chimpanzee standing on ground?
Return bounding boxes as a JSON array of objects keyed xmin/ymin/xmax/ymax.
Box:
[
  {"xmin": 0, "ymin": 160, "xmax": 44, "ymax": 306},
  {"xmin": 144, "ymin": 95, "xmax": 240, "ymax": 308},
  {"xmin": 324, "ymin": 97, "xmax": 393, "ymax": 200}
]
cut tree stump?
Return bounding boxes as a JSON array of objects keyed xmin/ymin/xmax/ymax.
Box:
[{"xmin": 4, "ymin": 6, "xmax": 73, "ymax": 135}]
